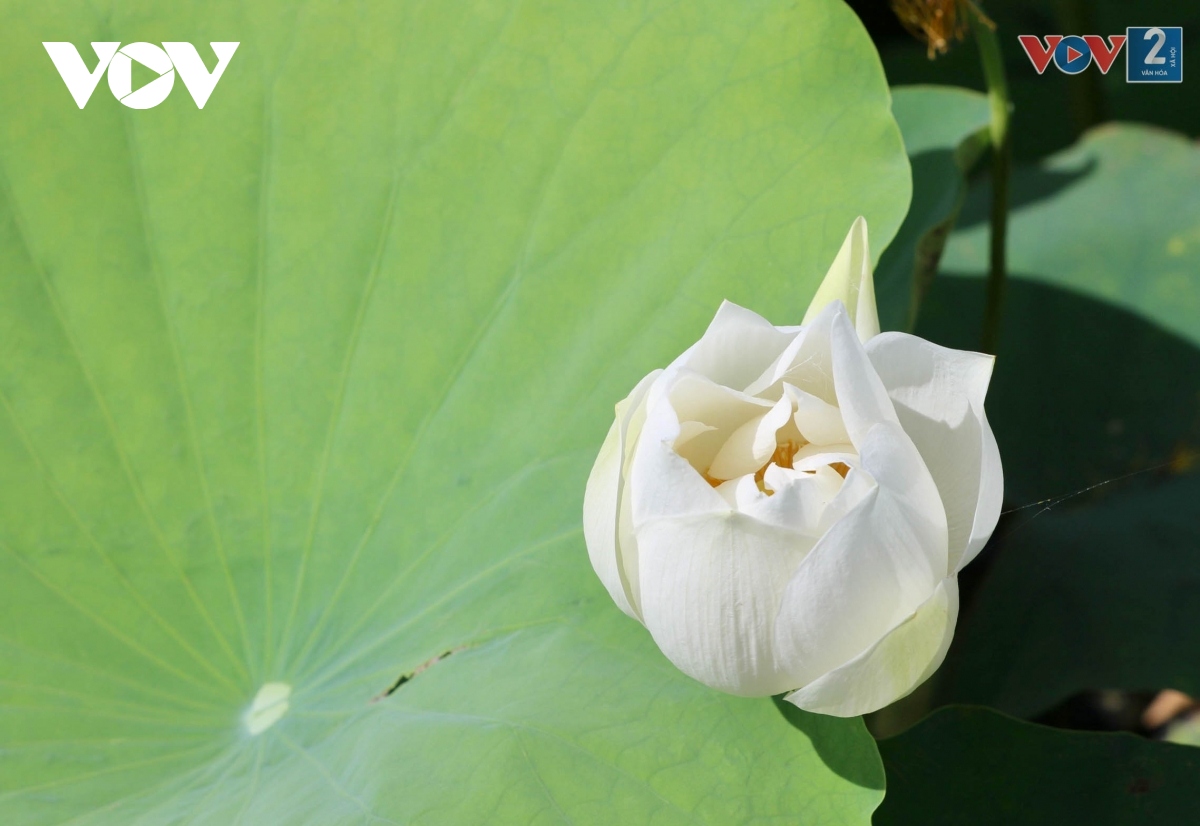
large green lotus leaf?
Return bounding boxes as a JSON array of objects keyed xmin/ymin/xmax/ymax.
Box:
[
  {"xmin": 941, "ymin": 471, "xmax": 1200, "ymax": 718},
  {"xmin": 917, "ymin": 124, "xmax": 1200, "ymax": 503},
  {"xmin": 0, "ymin": 0, "xmax": 909, "ymax": 821},
  {"xmin": 876, "ymin": 706, "xmax": 1200, "ymax": 826},
  {"xmin": 873, "ymin": 85, "xmax": 989, "ymax": 331}
]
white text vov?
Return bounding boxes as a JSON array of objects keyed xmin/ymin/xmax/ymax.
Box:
[{"xmin": 43, "ymin": 42, "xmax": 239, "ymax": 109}]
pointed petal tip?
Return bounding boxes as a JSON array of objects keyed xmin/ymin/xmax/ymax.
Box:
[{"xmin": 802, "ymin": 218, "xmax": 879, "ymax": 343}]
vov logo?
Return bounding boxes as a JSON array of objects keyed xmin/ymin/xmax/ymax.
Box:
[
  {"xmin": 43, "ymin": 42, "xmax": 239, "ymax": 109},
  {"xmin": 1017, "ymin": 35, "xmax": 1127, "ymax": 76},
  {"xmin": 1018, "ymin": 28, "xmax": 1182, "ymax": 83}
]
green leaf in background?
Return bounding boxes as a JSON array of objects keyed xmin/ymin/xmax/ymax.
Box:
[
  {"xmin": 942, "ymin": 471, "xmax": 1200, "ymax": 718},
  {"xmin": 0, "ymin": 0, "xmax": 909, "ymax": 821},
  {"xmin": 911, "ymin": 122, "xmax": 1200, "ymax": 724},
  {"xmin": 875, "ymin": 706, "xmax": 1200, "ymax": 826},
  {"xmin": 875, "ymin": 118, "xmax": 1200, "ymax": 808},
  {"xmin": 873, "ymin": 85, "xmax": 990, "ymax": 331},
  {"xmin": 918, "ymin": 124, "xmax": 1200, "ymax": 503}
]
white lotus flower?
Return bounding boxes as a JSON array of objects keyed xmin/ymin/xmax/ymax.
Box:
[{"xmin": 583, "ymin": 217, "xmax": 1003, "ymax": 717}]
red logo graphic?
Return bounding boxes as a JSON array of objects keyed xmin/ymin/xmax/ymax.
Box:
[
  {"xmin": 1083, "ymin": 35, "xmax": 1127, "ymax": 73},
  {"xmin": 1018, "ymin": 34, "xmax": 1127, "ymax": 74}
]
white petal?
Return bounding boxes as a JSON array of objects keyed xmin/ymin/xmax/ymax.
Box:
[
  {"xmin": 615, "ymin": 438, "xmax": 649, "ymax": 614},
  {"xmin": 763, "ymin": 463, "xmax": 842, "ymax": 500},
  {"xmin": 713, "ymin": 474, "xmax": 763, "ymax": 510},
  {"xmin": 744, "ymin": 327, "xmax": 810, "ymax": 398},
  {"xmin": 708, "ymin": 394, "xmax": 794, "ymax": 480},
  {"xmin": 785, "ymin": 383, "xmax": 850, "ymax": 446},
  {"xmin": 966, "ymin": 416, "xmax": 1003, "ymax": 571},
  {"xmin": 866, "ymin": 332, "xmax": 1004, "ymax": 572},
  {"xmin": 636, "ymin": 511, "xmax": 812, "ymax": 696},
  {"xmin": 772, "ymin": 421, "xmax": 948, "ymax": 686},
  {"xmin": 675, "ymin": 420, "xmax": 716, "ymax": 448},
  {"xmin": 669, "ymin": 371, "xmax": 773, "ymax": 426},
  {"xmin": 744, "ymin": 466, "xmax": 840, "ymax": 538},
  {"xmin": 747, "ymin": 303, "xmax": 838, "ymax": 403},
  {"xmin": 583, "ymin": 370, "xmax": 660, "ymax": 619},
  {"xmin": 630, "ymin": 374, "xmax": 730, "ymax": 525},
  {"xmin": 674, "ymin": 300, "xmax": 796, "ymax": 391},
  {"xmin": 829, "ymin": 307, "xmax": 900, "ymax": 446},
  {"xmin": 761, "ymin": 463, "xmax": 802, "ymax": 493},
  {"xmin": 801, "ymin": 216, "xmax": 880, "ymax": 343},
  {"xmin": 584, "ymin": 418, "xmax": 629, "ymax": 613},
  {"xmin": 791, "ymin": 442, "xmax": 858, "ymax": 473},
  {"xmin": 667, "ymin": 372, "xmax": 772, "ymax": 473},
  {"xmin": 816, "ymin": 466, "xmax": 875, "ymax": 533},
  {"xmin": 784, "ymin": 577, "xmax": 958, "ymax": 717}
]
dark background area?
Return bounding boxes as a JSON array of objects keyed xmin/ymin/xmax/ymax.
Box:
[
  {"xmin": 846, "ymin": 4, "xmax": 1200, "ymax": 821},
  {"xmin": 847, "ymin": 0, "xmax": 1200, "ymax": 744},
  {"xmin": 847, "ymin": 0, "xmax": 1199, "ymax": 162}
]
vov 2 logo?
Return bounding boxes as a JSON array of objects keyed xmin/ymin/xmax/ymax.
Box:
[
  {"xmin": 43, "ymin": 42, "xmax": 240, "ymax": 109},
  {"xmin": 1018, "ymin": 28, "xmax": 1182, "ymax": 83}
]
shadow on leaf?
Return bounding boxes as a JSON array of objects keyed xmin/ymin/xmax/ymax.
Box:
[
  {"xmin": 954, "ymin": 158, "xmax": 1098, "ymax": 230},
  {"xmin": 917, "ymin": 274, "xmax": 1200, "ymax": 504},
  {"xmin": 876, "ymin": 706, "xmax": 1200, "ymax": 826},
  {"xmin": 771, "ymin": 696, "xmax": 886, "ymax": 791}
]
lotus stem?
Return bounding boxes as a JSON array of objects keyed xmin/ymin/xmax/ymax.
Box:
[{"xmin": 969, "ymin": 2, "xmax": 1010, "ymax": 355}]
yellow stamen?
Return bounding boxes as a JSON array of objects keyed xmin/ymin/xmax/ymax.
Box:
[{"xmin": 752, "ymin": 440, "xmax": 802, "ymax": 494}]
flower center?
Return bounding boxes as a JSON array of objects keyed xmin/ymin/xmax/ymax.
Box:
[
  {"xmin": 771, "ymin": 440, "xmax": 801, "ymax": 469},
  {"xmin": 753, "ymin": 440, "xmax": 801, "ymax": 494}
]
